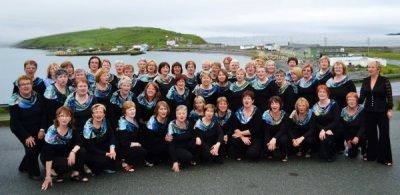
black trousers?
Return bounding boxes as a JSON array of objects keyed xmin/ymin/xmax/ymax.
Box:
[
  {"xmin": 17, "ymin": 138, "xmax": 43, "ymax": 177},
  {"xmin": 290, "ymin": 135, "xmax": 314, "ymax": 154},
  {"xmin": 318, "ymin": 134, "xmax": 336, "ymax": 161},
  {"xmin": 228, "ymin": 137, "xmax": 263, "ymax": 161},
  {"xmin": 118, "ymin": 146, "xmax": 147, "ymax": 166},
  {"xmin": 40, "ymin": 148, "xmax": 86, "ymax": 176},
  {"xmin": 86, "ymin": 152, "xmax": 117, "ymax": 174},
  {"xmin": 365, "ymin": 111, "xmax": 392, "ymax": 164},
  {"xmin": 169, "ymin": 140, "xmax": 197, "ymax": 164},
  {"xmin": 145, "ymin": 142, "xmax": 169, "ymax": 164},
  {"xmin": 196, "ymin": 142, "xmax": 224, "ymax": 163},
  {"xmin": 265, "ymin": 135, "xmax": 289, "ymax": 159}
]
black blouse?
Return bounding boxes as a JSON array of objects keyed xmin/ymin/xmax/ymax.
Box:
[
  {"xmin": 359, "ymin": 75, "xmax": 393, "ymax": 112},
  {"xmin": 340, "ymin": 107, "xmax": 365, "ymax": 141},
  {"xmin": 327, "ymin": 78, "xmax": 356, "ymax": 109}
]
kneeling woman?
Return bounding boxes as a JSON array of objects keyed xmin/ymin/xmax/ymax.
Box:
[
  {"xmin": 144, "ymin": 101, "xmax": 170, "ymax": 165},
  {"xmin": 288, "ymin": 98, "xmax": 316, "ymax": 158},
  {"xmin": 167, "ymin": 105, "xmax": 197, "ymax": 172},
  {"xmin": 229, "ymin": 90, "xmax": 263, "ymax": 161},
  {"xmin": 262, "ymin": 96, "xmax": 289, "ymax": 161},
  {"xmin": 41, "ymin": 107, "xmax": 88, "ymax": 191},
  {"xmin": 116, "ymin": 101, "xmax": 147, "ymax": 172},
  {"xmin": 83, "ymin": 104, "xmax": 117, "ymax": 174},
  {"xmin": 340, "ymin": 92, "xmax": 365, "ymax": 159},
  {"xmin": 312, "ymin": 85, "xmax": 340, "ymax": 162},
  {"xmin": 194, "ymin": 104, "xmax": 224, "ymax": 163}
]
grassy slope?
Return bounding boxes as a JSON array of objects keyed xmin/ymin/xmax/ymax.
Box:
[{"xmin": 16, "ymin": 27, "xmax": 207, "ymax": 49}]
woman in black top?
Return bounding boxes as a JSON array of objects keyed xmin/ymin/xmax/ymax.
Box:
[
  {"xmin": 359, "ymin": 61, "xmax": 393, "ymax": 166},
  {"xmin": 94, "ymin": 68, "xmax": 113, "ymax": 106},
  {"xmin": 289, "ymin": 97, "xmax": 316, "ymax": 158},
  {"xmin": 101, "ymin": 59, "xmax": 119, "ymax": 91},
  {"xmin": 312, "ymin": 85, "xmax": 341, "ymax": 162},
  {"xmin": 215, "ymin": 69, "xmax": 231, "ymax": 99},
  {"xmin": 184, "ymin": 60, "xmax": 198, "ymax": 92},
  {"xmin": 166, "ymin": 75, "xmax": 192, "ymax": 115},
  {"xmin": 83, "ymin": 104, "xmax": 117, "ymax": 174},
  {"xmin": 228, "ymin": 69, "xmax": 253, "ymax": 111},
  {"xmin": 64, "ymin": 78, "xmax": 97, "ymax": 135},
  {"xmin": 262, "ymin": 96, "xmax": 289, "ymax": 161},
  {"xmin": 154, "ymin": 62, "xmax": 174, "ymax": 99},
  {"xmin": 194, "ymin": 104, "xmax": 224, "ymax": 163},
  {"xmin": 315, "ymin": 55, "xmax": 333, "ymax": 85},
  {"xmin": 167, "ymin": 105, "xmax": 197, "ymax": 172},
  {"xmin": 215, "ymin": 97, "xmax": 233, "ymax": 145},
  {"xmin": 116, "ymin": 101, "xmax": 147, "ymax": 172},
  {"xmin": 229, "ymin": 90, "xmax": 263, "ymax": 161},
  {"xmin": 275, "ymin": 69, "xmax": 297, "ymax": 114},
  {"xmin": 41, "ymin": 107, "xmax": 88, "ymax": 190},
  {"xmin": 9, "ymin": 75, "xmax": 47, "ymax": 180},
  {"xmin": 44, "ymin": 69, "xmax": 71, "ymax": 128},
  {"xmin": 192, "ymin": 72, "xmax": 219, "ymax": 105},
  {"xmin": 107, "ymin": 76, "xmax": 134, "ymax": 131},
  {"xmin": 298, "ymin": 63, "xmax": 318, "ymax": 107},
  {"xmin": 13, "ymin": 60, "xmax": 46, "ymax": 96},
  {"xmin": 326, "ymin": 61, "xmax": 356, "ymax": 109},
  {"xmin": 136, "ymin": 82, "xmax": 161, "ymax": 125},
  {"xmin": 136, "ymin": 59, "xmax": 158, "ymax": 92},
  {"xmin": 340, "ymin": 92, "xmax": 365, "ymax": 159},
  {"xmin": 144, "ymin": 101, "xmax": 170, "ymax": 165},
  {"xmin": 252, "ymin": 67, "xmax": 278, "ymax": 112}
]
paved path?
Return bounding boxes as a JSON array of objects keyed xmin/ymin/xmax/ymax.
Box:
[{"xmin": 0, "ymin": 114, "xmax": 399, "ymax": 194}]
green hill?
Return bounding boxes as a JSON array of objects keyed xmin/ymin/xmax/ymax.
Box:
[{"xmin": 16, "ymin": 27, "xmax": 207, "ymax": 49}]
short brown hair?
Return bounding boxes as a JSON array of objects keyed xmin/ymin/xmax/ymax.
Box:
[
  {"xmin": 268, "ymin": 96, "xmax": 283, "ymax": 110},
  {"xmin": 316, "ymin": 84, "xmax": 330, "ymax": 97},
  {"xmin": 24, "ymin": 60, "xmax": 38, "ymax": 68},
  {"xmin": 91, "ymin": 103, "xmax": 106, "ymax": 113},
  {"xmin": 95, "ymin": 68, "xmax": 109, "ymax": 83},
  {"xmin": 122, "ymin": 101, "xmax": 136, "ymax": 115},
  {"xmin": 346, "ymin": 92, "xmax": 359, "ymax": 101},
  {"xmin": 60, "ymin": 61, "xmax": 74, "ymax": 70},
  {"xmin": 319, "ymin": 55, "xmax": 330, "ymax": 64},
  {"xmin": 174, "ymin": 74, "xmax": 187, "ymax": 83},
  {"xmin": 287, "ymin": 57, "xmax": 298, "ymax": 65},
  {"xmin": 302, "ymin": 63, "xmax": 314, "ymax": 73},
  {"xmin": 17, "ymin": 75, "xmax": 33, "ymax": 87},
  {"xmin": 144, "ymin": 82, "xmax": 161, "ymax": 100},
  {"xmin": 54, "ymin": 106, "xmax": 74, "ymax": 128},
  {"xmin": 204, "ymin": 104, "xmax": 216, "ymax": 112},
  {"xmin": 217, "ymin": 69, "xmax": 229, "ymax": 83},
  {"xmin": 242, "ymin": 90, "xmax": 255, "ymax": 100},
  {"xmin": 185, "ymin": 60, "xmax": 196, "ymax": 69},
  {"xmin": 154, "ymin": 101, "xmax": 170, "ymax": 116},
  {"xmin": 216, "ymin": 96, "xmax": 228, "ymax": 106},
  {"xmin": 74, "ymin": 77, "xmax": 89, "ymax": 87}
]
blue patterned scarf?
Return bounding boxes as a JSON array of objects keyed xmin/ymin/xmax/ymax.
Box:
[
  {"xmin": 83, "ymin": 118, "xmax": 108, "ymax": 139},
  {"xmin": 289, "ymin": 109, "xmax": 313, "ymax": 126},
  {"xmin": 326, "ymin": 76, "xmax": 349, "ymax": 88},
  {"xmin": 44, "ymin": 84, "xmax": 70, "ymax": 102},
  {"xmin": 64, "ymin": 92, "xmax": 94, "ymax": 112},
  {"xmin": 110, "ymin": 90, "xmax": 134, "ymax": 108},
  {"xmin": 312, "ymin": 100, "xmax": 336, "ymax": 116},
  {"xmin": 45, "ymin": 125, "xmax": 73, "ymax": 145},
  {"xmin": 155, "ymin": 75, "xmax": 174, "ymax": 85},
  {"xmin": 137, "ymin": 92, "xmax": 158, "ymax": 110},
  {"xmin": 194, "ymin": 118, "xmax": 216, "ymax": 132},
  {"xmin": 146, "ymin": 115, "xmax": 168, "ymax": 132},
  {"xmin": 229, "ymin": 81, "xmax": 250, "ymax": 92},
  {"xmin": 262, "ymin": 110, "xmax": 286, "ymax": 125},
  {"xmin": 193, "ymin": 84, "xmax": 218, "ymax": 98},
  {"xmin": 299, "ymin": 76, "xmax": 316, "ymax": 88},
  {"xmin": 94, "ymin": 83, "xmax": 112, "ymax": 98},
  {"xmin": 8, "ymin": 92, "xmax": 38, "ymax": 109},
  {"xmin": 118, "ymin": 117, "xmax": 139, "ymax": 132},
  {"xmin": 251, "ymin": 78, "xmax": 272, "ymax": 90},
  {"xmin": 167, "ymin": 120, "xmax": 189, "ymax": 135},
  {"xmin": 316, "ymin": 69, "xmax": 332, "ymax": 81},
  {"xmin": 139, "ymin": 74, "xmax": 158, "ymax": 82},
  {"xmin": 341, "ymin": 105, "xmax": 364, "ymax": 122},
  {"xmin": 215, "ymin": 109, "xmax": 232, "ymax": 126},
  {"xmin": 166, "ymin": 86, "xmax": 190, "ymax": 103},
  {"xmin": 235, "ymin": 106, "xmax": 257, "ymax": 124}
]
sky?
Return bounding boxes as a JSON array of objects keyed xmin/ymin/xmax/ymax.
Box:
[{"xmin": 1, "ymin": 0, "xmax": 400, "ymax": 44}]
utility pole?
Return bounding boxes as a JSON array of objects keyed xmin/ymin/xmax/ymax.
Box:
[{"xmin": 367, "ymin": 37, "xmax": 370, "ymax": 55}]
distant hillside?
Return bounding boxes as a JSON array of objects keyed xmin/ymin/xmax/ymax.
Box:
[
  {"xmin": 16, "ymin": 27, "xmax": 207, "ymax": 49},
  {"xmin": 387, "ymin": 33, "xmax": 400, "ymax": 36}
]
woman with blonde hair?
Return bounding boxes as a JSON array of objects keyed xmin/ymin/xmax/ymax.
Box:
[
  {"xmin": 316, "ymin": 55, "xmax": 333, "ymax": 85},
  {"xmin": 298, "ymin": 63, "xmax": 318, "ymax": 106},
  {"xmin": 228, "ymin": 68, "xmax": 253, "ymax": 111}
]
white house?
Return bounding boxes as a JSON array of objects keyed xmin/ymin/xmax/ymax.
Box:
[
  {"xmin": 264, "ymin": 43, "xmax": 280, "ymax": 51},
  {"xmin": 330, "ymin": 56, "xmax": 387, "ymax": 67},
  {"xmin": 240, "ymin": 45, "xmax": 256, "ymax": 50}
]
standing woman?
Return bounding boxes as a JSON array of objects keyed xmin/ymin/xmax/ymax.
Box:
[
  {"xmin": 223, "ymin": 56, "xmax": 233, "ymax": 71},
  {"xmin": 94, "ymin": 68, "xmax": 113, "ymax": 106},
  {"xmin": 44, "ymin": 63, "xmax": 60, "ymax": 88},
  {"xmin": 83, "ymin": 104, "xmax": 117, "ymax": 174},
  {"xmin": 13, "ymin": 60, "xmax": 46, "ymax": 96},
  {"xmin": 275, "ymin": 69, "xmax": 296, "ymax": 114},
  {"xmin": 87, "ymin": 56, "xmax": 102, "ymax": 89},
  {"xmin": 359, "ymin": 61, "xmax": 393, "ymax": 166},
  {"xmin": 171, "ymin": 62, "xmax": 183, "ymax": 78},
  {"xmin": 228, "ymin": 59, "xmax": 239, "ymax": 83},
  {"xmin": 229, "ymin": 68, "xmax": 253, "ymax": 111},
  {"xmin": 288, "ymin": 98, "xmax": 316, "ymax": 158},
  {"xmin": 137, "ymin": 59, "xmax": 158, "ymax": 92},
  {"xmin": 60, "ymin": 61, "xmax": 75, "ymax": 87},
  {"xmin": 192, "ymin": 72, "xmax": 218, "ymax": 105},
  {"xmin": 41, "ymin": 107, "xmax": 88, "ymax": 191},
  {"xmin": 116, "ymin": 101, "xmax": 147, "ymax": 172},
  {"xmin": 245, "ymin": 61, "xmax": 257, "ymax": 82},
  {"xmin": 144, "ymin": 101, "xmax": 171, "ymax": 165},
  {"xmin": 114, "ymin": 60, "xmax": 125, "ymax": 80},
  {"xmin": 123, "ymin": 64, "xmax": 140, "ymax": 95},
  {"xmin": 137, "ymin": 59, "xmax": 147, "ymax": 77},
  {"xmin": 265, "ymin": 60, "xmax": 277, "ymax": 79},
  {"xmin": 326, "ymin": 61, "xmax": 356, "ymax": 109},
  {"xmin": 215, "ymin": 69, "xmax": 231, "ymax": 99},
  {"xmin": 312, "ymin": 85, "xmax": 341, "ymax": 162},
  {"xmin": 252, "ymin": 66, "xmax": 278, "ymax": 112},
  {"xmin": 44, "ymin": 69, "xmax": 71, "ymax": 128},
  {"xmin": 194, "ymin": 104, "xmax": 224, "ymax": 163},
  {"xmin": 211, "ymin": 62, "xmax": 222, "ymax": 82},
  {"xmin": 196, "ymin": 61, "xmax": 211, "ymax": 84},
  {"xmin": 184, "ymin": 60, "xmax": 198, "ymax": 92},
  {"xmin": 289, "ymin": 66, "xmax": 302, "ymax": 94},
  {"xmin": 262, "ymin": 96, "xmax": 289, "ymax": 161},
  {"xmin": 166, "ymin": 75, "xmax": 192, "ymax": 114},
  {"xmin": 64, "ymin": 78, "xmax": 97, "ymax": 135},
  {"xmin": 298, "ymin": 63, "xmax": 318, "ymax": 107},
  {"xmin": 108, "ymin": 76, "xmax": 134, "ymax": 131},
  {"xmin": 340, "ymin": 92, "xmax": 365, "ymax": 159},
  {"xmin": 285, "ymin": 57, "xmax": 299, "ymax": 82},
  {"xmin": 167, "ymin": 105, "xmax": 197, "ymax": 172},
  {"xmin": 316, "ymin": 55, "xmax": 333, "ymax": 85},
  {"xmin": 229, "ymin": 90, "xmax": 263, "ymax": 161},
  {"xmin": 155, "ymin": 62, "xmax": 174, "ymax": 98},
  {"xmin": 101, "ymin": 59, "xmax": 118, "ymax": 92},
  {"xmin": 136, "ymin": 82, "xmax": 161, "ymax": 125},
  {"xmin": 9, "ymin": 75, "xmax": 47, "ymax": 180}
]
